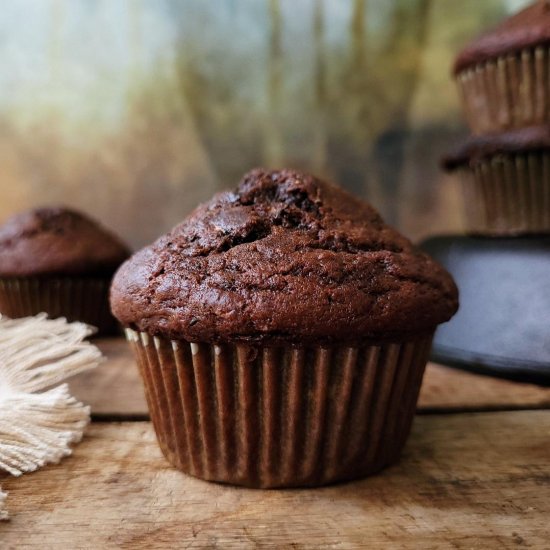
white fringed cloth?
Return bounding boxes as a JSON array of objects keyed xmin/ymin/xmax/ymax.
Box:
[{"xmin": 0, "ymin": 314, "xmax": 102, "ymax": 519}]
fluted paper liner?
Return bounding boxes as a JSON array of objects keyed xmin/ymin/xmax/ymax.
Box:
[
  {"xmin": 0, "ymin": 277, "xmax": 118, "ymax": 335},
  {"xmin": 126, "ymin": 329, "xmax": 433, "ymax": 488},
  {"xmin": 457, "ymin": 47, "xmax": 550, "ymax": 134},
  {"xmin": 458, "ymin": 152, "xmax": 550, "ymax": 235}
]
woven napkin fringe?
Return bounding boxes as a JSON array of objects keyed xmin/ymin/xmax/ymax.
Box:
[
  {"xmin": 0, "ymin": 314, "xmax": 102, "ymax": 519},
  {"xmin": 0, "ymin": 488, "xmax": 6, "ymax": 521}
]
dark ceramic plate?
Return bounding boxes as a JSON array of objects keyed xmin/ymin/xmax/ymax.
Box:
[{"xmin": 420, "ymin": 235, "xmax": 550, "ymax": 386}]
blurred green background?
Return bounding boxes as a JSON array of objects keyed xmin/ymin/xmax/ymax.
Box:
[{"xmin": 0, "ymin": 0, "xmax": 530, "ymax": 248}]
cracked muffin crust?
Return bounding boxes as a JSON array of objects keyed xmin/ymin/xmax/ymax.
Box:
[{"xmin": 110, "ymin": 169, "xmax": 458, "ymax": 345}]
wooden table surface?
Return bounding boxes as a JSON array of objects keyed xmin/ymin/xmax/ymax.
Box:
[{"xmin": 2, "ymin": 338, "xmax": 549, "ymax": 549}]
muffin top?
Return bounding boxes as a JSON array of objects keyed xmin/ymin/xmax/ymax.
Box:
[
  {"xmin": 0, "ymin": 207, "xmax": 130, "ymax": 277},
  {"xmin": 454, "ymin": 1, "xmax": 550, "ymax": 74},
  {"xmin": 442, "ymin": 125, "xmax": 550, "ymax": 170},
  {"xmin": 111, "ymin": 169, "xmax": 458, "ymax": 345}
]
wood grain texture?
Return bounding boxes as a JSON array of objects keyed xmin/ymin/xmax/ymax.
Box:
[
  {"xmin": 69, "ymin": 338, "xmax": 550, "ymax": 417},
  {"xmin": 1, "ymin": 412, "xmax": 548, "ymax": 549},
  {"xmin": 70, "ymin": 337, "xmax": 148, "ymax": 417},
  {"xmin": 418, "ymin": 363, "xmax": 550, "ymax": 411}
]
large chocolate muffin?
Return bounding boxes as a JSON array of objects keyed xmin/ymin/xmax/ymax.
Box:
[
  {"xmin": 0, "ymin": 206, "xmax": 129, "ymax": 333},
  {"xmin": 443, "ymin": 126, "xmax": 550, "ymax": 235},
  {"xmin": 112, "ymin": 169, "xmax": 457, "ymax": 344},
  {"xmin": 454, "ymin": 1, "xmax": 550, "ymax": 133},
  {"xmin": 111, "ymin": 168, "xmax": 458, "ymax": 488}
]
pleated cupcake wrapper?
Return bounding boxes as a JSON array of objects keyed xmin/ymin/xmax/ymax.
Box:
[
  {"xmin": 457, "ymin": 46, "xmax": 550, "ymax": 134},
  {"xmin": 126, "ymin": 329, "xmax": 433, "ymax": 488},
  {"xmin": 0, "ymin": 277, "xmax": 118, "ymax": 335},
  {"xmin": 458, "ymin": 152, "xmax": 550, "ymax": 235}
]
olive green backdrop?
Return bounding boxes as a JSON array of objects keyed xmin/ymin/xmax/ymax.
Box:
[{"xmin": 0, "ymin": 0, "xmax": 530, "ymax": 248}]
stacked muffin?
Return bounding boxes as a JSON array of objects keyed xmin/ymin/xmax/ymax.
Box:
[{"xmin": 445, "ymin": 1, "xmax": 550, "ymax": 235}]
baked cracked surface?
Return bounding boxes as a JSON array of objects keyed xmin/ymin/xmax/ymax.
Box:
[{"xmin": 111, "ymin": 169, "xmax": 458, "ymax": 344}]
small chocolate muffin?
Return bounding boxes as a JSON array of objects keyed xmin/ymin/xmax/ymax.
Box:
[
  {"xmin": 454, "ymin": 1, "xmax": 550, "ymax": 133},
  {"xmin": 0, "ymin": 206, "xmax": 130, "ymax": 333},
  {"xmin": 111, "ymin": 168, "xmax": 458, "ymax": 488},
  {"xmin": 443, "ymin": 125, "xmax": 550, "ymax": 235}
]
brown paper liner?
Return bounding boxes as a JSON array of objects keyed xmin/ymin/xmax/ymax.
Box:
[
  {"xmin": 0, "ymin": 276, "xmax": 118, "ymax": 335},
  {"xmin": 456, "ymin": 47, "xmax": 550, "ymax": 134},
  {"xmin": 458, "ymin": 152, "xmax": 550, "ymax": 235},
  {"xmin": 126, "ymin": 329, "xmax": 433, "ymax": 488}
]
